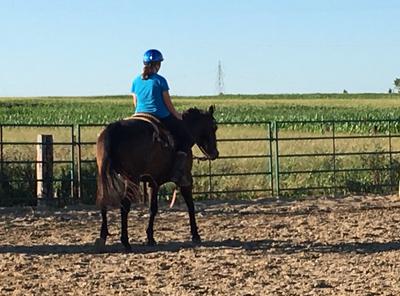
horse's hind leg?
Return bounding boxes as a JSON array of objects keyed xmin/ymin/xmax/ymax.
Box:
[
  {"xmin": 94, "ymin": 207, "xmax": 109, "ymax": 252},
  {"xmin": 120, "ymin": 197, "xmax": 132, "ymax": 252},
  {"xmin": 146, "ymin": 185, "xmax": 159, "ymax": 246},
  {"xmin": 100, "ymin": 207, "xmax": 109, "ymax": 240},
  {"xmin": 181, "ymin": 185, "xmax": 201, "ymax": 244}
]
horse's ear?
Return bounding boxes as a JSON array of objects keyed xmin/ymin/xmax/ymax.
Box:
[{"xmin": 208, "ymin": 105, "xmax": 215, "ymax": 115}]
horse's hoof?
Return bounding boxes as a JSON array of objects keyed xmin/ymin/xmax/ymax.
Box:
[
  {"xmin": 192, "ymin": 235, "xmax": 202, "ymax": 245},
  {"xmin": 94, "ymin": 238, "xmax": 106, "ymax": 253},
  {"xmin": 147, "ymin": 239, "xmax": 157, "ymax": 246}
]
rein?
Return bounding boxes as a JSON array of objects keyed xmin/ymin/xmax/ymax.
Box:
[
  {"xmin": 193, "ymin": 155, "xmax": 210, "ymax": 162},
  {"xmin": 195, "ymin": 145, "xmax": 212, "ymax": 161}
]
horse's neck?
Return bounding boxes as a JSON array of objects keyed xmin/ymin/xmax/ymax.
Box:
[{"xmin": 182, "ymin": 117, "xmax": 197, "ymax": 141}]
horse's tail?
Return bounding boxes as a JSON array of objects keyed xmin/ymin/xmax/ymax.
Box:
[
  {"xmin": 96, "ymin": 122, "xmax": 124, "ymax": 208},
  {"xmin": 96, "ymin": 121, "xmax": 142, "ymax": 208}
]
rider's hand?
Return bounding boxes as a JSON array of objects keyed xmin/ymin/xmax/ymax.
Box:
[{"xmin": 175, "ymin": 112, "xmax": 183, "ymax": 120}]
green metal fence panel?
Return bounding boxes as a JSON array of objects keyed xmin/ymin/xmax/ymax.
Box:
[
  {"xmin": 77, "ymin": 124, "xmax": 105, "ymax": 204},
  {"xmin": 0, "ymin": 124, "xmax": 75, "ymax": 206},
  {"xmin": 192, "ymin": 121, "xmax": 273, "ymax": 199},
  {"xmin": 274, "ymin": 119, "xmax": 400, "ymax": 197}
]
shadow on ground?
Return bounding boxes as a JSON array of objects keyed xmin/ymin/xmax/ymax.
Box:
[{"xmin": 1, "ymin": 239, "xmax": 400, "ymax": 255}]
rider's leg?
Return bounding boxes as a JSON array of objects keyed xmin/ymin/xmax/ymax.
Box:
[
  {"xmin": 160, "ymin": 115, "xmax": 193, "ymax": 186},
  {"xmin": 170, "ymin": 151, "xmax": 190, "ymax": 186}
]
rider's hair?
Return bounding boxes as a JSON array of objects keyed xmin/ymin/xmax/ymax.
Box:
[{"xmin": 142, "ymin": 62, "xmax": 160, "ymax": 80}]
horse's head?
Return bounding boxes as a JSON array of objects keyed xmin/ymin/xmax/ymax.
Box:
[{"xmin": 183, "ymin": 106, "xmax": 219, "ymax": 160}]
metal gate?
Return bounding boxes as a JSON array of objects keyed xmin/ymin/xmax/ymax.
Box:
[{"xmin": 273, "ymin": 119, "xmax": 400, "ymax": 197}]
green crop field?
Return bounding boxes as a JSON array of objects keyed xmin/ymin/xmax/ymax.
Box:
[{"xmin": 1, "ymin": 93, "xmax": 400, "ymax": 126}]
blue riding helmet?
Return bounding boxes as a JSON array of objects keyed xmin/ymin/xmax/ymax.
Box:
[{"xmin": 143, "ymin": 49, "xmax": 164, "ymax": 64}]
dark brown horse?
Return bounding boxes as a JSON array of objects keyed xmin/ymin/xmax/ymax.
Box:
[{"xmin": 95, "ymin": 106, "xmax": 218, "ymax": 251}]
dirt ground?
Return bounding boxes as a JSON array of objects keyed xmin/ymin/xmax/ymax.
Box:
[{"xmin": 1, "ymin": 195, "xmax": 400, "ymax": 295}]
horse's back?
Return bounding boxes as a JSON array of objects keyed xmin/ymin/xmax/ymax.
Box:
[{"xmin": 100, "ymin": 119, "xmax": 173, "ymax": 176}]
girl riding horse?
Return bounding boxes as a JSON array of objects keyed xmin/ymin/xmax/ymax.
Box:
[{"xmin": 131, "ymin": 49, "xmax": 193, "ymax": 187}]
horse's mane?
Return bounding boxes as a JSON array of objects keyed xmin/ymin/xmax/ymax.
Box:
[
  {"xmin": 183, "ymin": 107, "xmax": 203, "ymax": 116},
  {"xmin": 182, "ymin": 108, "xmax": 208, "ymax": 122}
]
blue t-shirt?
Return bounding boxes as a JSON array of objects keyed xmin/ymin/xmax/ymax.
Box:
[{"xmin": 131, "ymin": 73, "xmax": 170, "ymax": 118}]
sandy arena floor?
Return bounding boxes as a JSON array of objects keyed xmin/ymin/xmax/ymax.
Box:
[{"xmin": 1, "ymin": 195, "xmax": 400, "ymax": 295}]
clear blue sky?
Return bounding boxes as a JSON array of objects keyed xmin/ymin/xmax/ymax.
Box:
[{"xmin": 1, "ymin": 0, "xmax": 399, "ymax": 96}]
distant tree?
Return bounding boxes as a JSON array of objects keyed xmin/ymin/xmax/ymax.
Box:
[
  {"xmin": 343, "ymin": 89, "xmax": 348, "ymax": 94},
  {"xmin": 388, "ymin": 88, "xmax": 392, "ymax": 94},
  {"xmin": 395, "ymin": 78, "xmax": 400, "ymax": 93}
]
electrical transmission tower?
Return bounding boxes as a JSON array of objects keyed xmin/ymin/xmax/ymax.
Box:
[{"xmin": 216, "ymin": 60, "xmax": 224, "ymax": 95}]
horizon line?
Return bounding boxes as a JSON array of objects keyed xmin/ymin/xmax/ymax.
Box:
[{"xmin": 0, "ymin": 92, "xmax": 399, "ymax": 99}]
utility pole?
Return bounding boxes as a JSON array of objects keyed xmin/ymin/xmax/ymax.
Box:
[{"xmin": 216, "ymin": 60, "xmax": 224, "ymax": 95}]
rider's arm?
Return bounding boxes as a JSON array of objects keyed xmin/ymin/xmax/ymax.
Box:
[
  {"xmin": 132, "ymin": 94, "xmax": 137, "ymax": 108},
  {"xmin": 163, "ymin": 91, "xmax": 182, "ymax": 120}
]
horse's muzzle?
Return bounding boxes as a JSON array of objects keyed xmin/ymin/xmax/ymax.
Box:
[{"xmin": 209, "ymin": 150, "xmax": 219, "ymax": 160}]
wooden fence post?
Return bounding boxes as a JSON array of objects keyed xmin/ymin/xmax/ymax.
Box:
[{"xmin": 37, "ymin": 134, "xmax": 54, "ymax": 205}]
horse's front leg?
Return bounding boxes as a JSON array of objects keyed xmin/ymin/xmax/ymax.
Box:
[
  {"xmin": 180, "ymin": 185, "xmax": 201, "ymax": 244},
  {"xmin": 146, "ymin": 185, "xmax": 159, "ymax": 246},
  {"xmin": 120, "ymin": 197, "xmax": 132, "ymax": 252}
]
